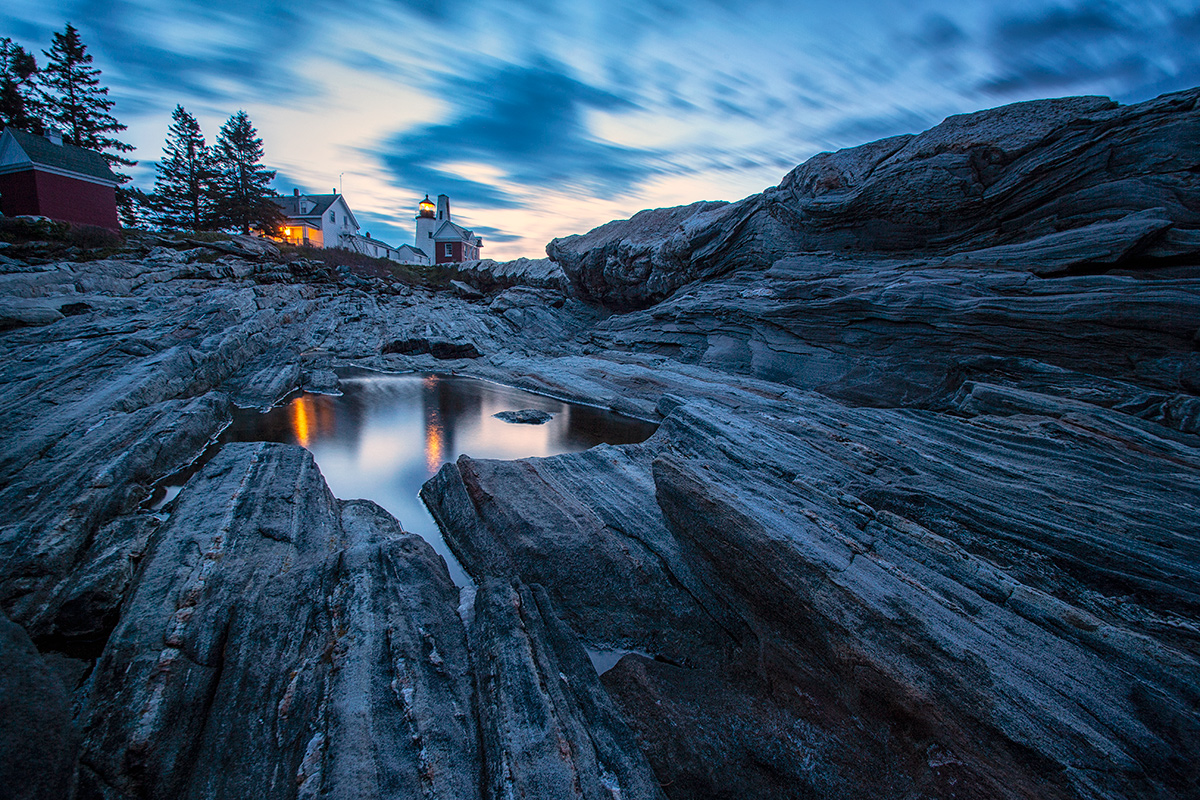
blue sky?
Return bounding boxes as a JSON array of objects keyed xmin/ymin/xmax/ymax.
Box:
[{"xmin": 4, "ymin": 0, "xmax": 1198, "ymax": 257}]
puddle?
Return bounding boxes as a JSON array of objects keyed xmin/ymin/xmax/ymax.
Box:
[{"xmin": 148, "ymin": 371, "xmax": 658, "ymax": 586}]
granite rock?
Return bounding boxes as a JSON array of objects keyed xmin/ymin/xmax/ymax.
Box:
[
  {"xmin": 550, "ymin": 89, "xmax": 1200, "ymax": 309},
  {"xmin": 2, "ymin": 89, "xmax": 1199, "ymax": 800}
]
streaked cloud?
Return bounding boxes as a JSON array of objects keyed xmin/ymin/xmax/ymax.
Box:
[
  {"xmin": 1, "ymin": 0, "xmax": 1195, "ymax": 259},
  {"xmin": 375, "ymin": 59, "xmax": 660, "ymax": 209}
]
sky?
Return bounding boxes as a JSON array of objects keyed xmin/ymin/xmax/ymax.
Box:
[{"xmin": 3, "ymin": 0, "xmax": 1198, "ymax": 259}]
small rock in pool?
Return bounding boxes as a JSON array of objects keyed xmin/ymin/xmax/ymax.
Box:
[{"xmin": 493, "ymin": 409, "xmax": 554, "ymax": 425}]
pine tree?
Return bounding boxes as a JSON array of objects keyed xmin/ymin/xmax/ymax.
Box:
[
  {"xmin": 212, "ymin": 110, "xmax": 284, "ymax": 235},
  {"xmin": 0, "ymin": 38, "xmax": 43, "ymax": 132},
  {"xmin": 151, "ymin": 105, "xmax": 215, "ymax": 231},
  {"xmin": 39, "ymin": 24, "xmax": 135, "ymax": 179}
]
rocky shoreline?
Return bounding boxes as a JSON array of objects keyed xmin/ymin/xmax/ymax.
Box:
[{"xmin": 2, "ymin": 89, "xmax": 1199, "ymax": 799}]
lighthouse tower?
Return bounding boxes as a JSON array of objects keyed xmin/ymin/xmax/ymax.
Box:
[{"xmin": 415, "ymin": 194, "xmax": 436, "ymax": 249}]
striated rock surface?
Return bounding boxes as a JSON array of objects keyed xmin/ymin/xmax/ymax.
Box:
[
  {"xmin": 74, "ymin": 442, "xmax": 660, "ymax": 800},
  {"xmin": 423, "ymin": 378, "xmax": 1200, "ymax": 800},
  {"xmin": 550, "ymin": 89, "xmax": 1200, "ymax": 309},
  {"xmin": 3, "ymin": 89, "xmax": 1200, "ymax": 800},
  {"xmin": 451, "ymin": 257, "xmax": 569, "ymax": 292}
]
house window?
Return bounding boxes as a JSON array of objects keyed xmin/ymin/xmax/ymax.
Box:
[
  {"xmin": 443, "ymin": 243, "xmax": 453, "ymax": 258},
  {"xmin": 329, "ymin": 211, "xmax": 335, "ymax": 223}
]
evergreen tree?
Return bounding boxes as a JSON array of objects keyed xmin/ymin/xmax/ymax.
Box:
[
  {"xmin": 39, "ymin": 24, "xmax": 135, "ymax": 179},
  {"xmin": 0, "ymin": 38, "xmax": 43, "ymax": 132},
  {"xmin": 212, "ymin": 110, "xmax": 284, "ymax": 235},
  {"xmin": 151, "ymin": 105, "xmax": 215, "ymax": 231},
  {"xmin": 118, "ymin": 186, "xmax": 152, "ymax": 229}
]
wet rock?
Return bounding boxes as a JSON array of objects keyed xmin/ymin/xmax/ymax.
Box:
[
  {"xmin": 302, "ymin": 368, "xmax": 341, "ymax": 394},
  {"xmin": 492, "ymin": 409, "xmax": 553, "ymax": 424},
  {"xmin": 225, "ymin": 358, "xmax": 302, "ymax": 408}
]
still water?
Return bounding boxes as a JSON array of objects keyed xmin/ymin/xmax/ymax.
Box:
[{"xmin": 152, "ymin": 372, "xmax": 658, "ymax": 586}]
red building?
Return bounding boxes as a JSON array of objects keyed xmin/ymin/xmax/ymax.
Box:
[{"xmin": 0, "ymin": 127, "xmax": 120, "ymax": 229}]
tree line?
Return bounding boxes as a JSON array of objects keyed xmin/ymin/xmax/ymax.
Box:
[
  {"xmin": 1, "ymin": 24, "xmax": 283, "ymax": 234},
  {"xmin": 149, "ymin": 106, "xmax": 284, "ymax": 235}
]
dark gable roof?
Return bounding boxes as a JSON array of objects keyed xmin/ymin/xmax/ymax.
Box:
[
  {"xmin": 275, "ymin": 193, "xmax": 338, "ymax": 218},
  {"xmin": 276, "ymin": 193, "xmax": 360, "ymax": 229},
  {"xmin": 4, "ymin": 127, "xmax": 118, "ymax": 183}
]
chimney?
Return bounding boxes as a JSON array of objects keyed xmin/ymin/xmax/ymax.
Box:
[
  {"xmin": 332, "ymin": 188, "xmax": 337, "ymax": 194},
  {"xmin": 436, "ymin": 194, "xmax": 450, "ymax": 221},
  {"xmin": 45, "ymin": 126, "xmax": 63, "ymax": 146},
  {"xmin": 293, "ymin": 188, "xmax": 299, "ymax": 196}
]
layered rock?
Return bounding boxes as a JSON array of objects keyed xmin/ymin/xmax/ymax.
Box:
[
  {"xmin": 3, "ymin": 88, "xmax": 1200, "ymax": 800},
  {"xmin": 74, "ymin": 443, "xmax": 661, "ymax": 799},
  {"xmin": 587, "ymin": 255, "xmax": 1200, "ymax": 408},
  {"xmin": 423, "ymin": 384, "xmax": 1200, "ymax": 799},
  {"xmin": 550, "ymin": 89, "xmax": 1200, "ymax": 309}
]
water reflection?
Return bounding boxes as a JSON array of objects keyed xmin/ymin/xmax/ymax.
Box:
[{"xmin": 152, "ymin": 373, "xmax": 657, "ymax": 586}]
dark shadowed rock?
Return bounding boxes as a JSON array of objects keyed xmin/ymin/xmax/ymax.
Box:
[
  {"xmin": 0, "ymin": 610, "xmax": 79, "ymax": 800},
  {"xmin": 421, "ymin": 390, "xmax": 1200, "ymax": 799},
  {"xmin": 469, "ymin": 579, "xmax": 666, "ymax": 800},
  {"xmin": 449, "ymin": 279, "xmax": 484, "ymax": 300}
]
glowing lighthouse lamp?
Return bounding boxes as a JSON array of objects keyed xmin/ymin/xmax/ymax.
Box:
[{"xmin": 418, "ymin": 195, "xmax": 436, "ymax": 218}]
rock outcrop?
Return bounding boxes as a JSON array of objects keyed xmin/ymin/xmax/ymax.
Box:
[
  {"xmin": 423, "ymin": 374, "xmax": 1200, "ymax": 800},
  {"xmin": 550, "ymin": 89, "xmax": 1200, "ymax": 309},
  {"xmin": 74, "ymin": 442, "xmax": 661, "ymax": 799},
  {"xmin": 3, "ymin": 89, "xmax": 1200, "ymax": 800},
  {"xmin": 451, "ymin": 257, "xmax": 569, "ymax": 292}
]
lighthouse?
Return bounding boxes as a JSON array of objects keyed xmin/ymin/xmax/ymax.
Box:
[
  {"xmin": 415, "ymin": 194, "xmax": 437, "ymax": 249},
  {"xmin": 414, "ymin": 193, "xmax": 483, "ymax": 264}
]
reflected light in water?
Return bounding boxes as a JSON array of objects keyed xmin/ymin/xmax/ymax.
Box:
[
  {"xmin": 155, "ymin": 374, "xmax": 658, "ymax": 587},
  {"xmin": 423, "ymin": 375, "xmax": 446, "ymax": 473},
  {"xmin": 425, "ymin": 415, "xmax": 445, "ymax": 474},
  {"xmin": 291, "ymin": 396, "xmax": 312, "ymax": 447}
]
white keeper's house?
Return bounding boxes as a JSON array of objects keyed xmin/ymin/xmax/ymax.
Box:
[{"xmin": 276, "ymin": 189, "xmax": 431, "ymax": 265}]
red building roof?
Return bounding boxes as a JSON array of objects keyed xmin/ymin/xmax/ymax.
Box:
[
  {"xmin": 0, "ymin": 127, "xmax": 120, "ymax": 229},
  {"xmin": 0, "ymin": 127, "xmax": 119, "ymax": 186}
]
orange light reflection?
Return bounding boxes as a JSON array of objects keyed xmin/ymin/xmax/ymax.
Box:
[
  {"xmin": 291, "ymin": 396, "xmax": 312, "ymax": 448},
  {"xmin": 425, "ymin": 415, "xmax": 444, "ymax": 474}
]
